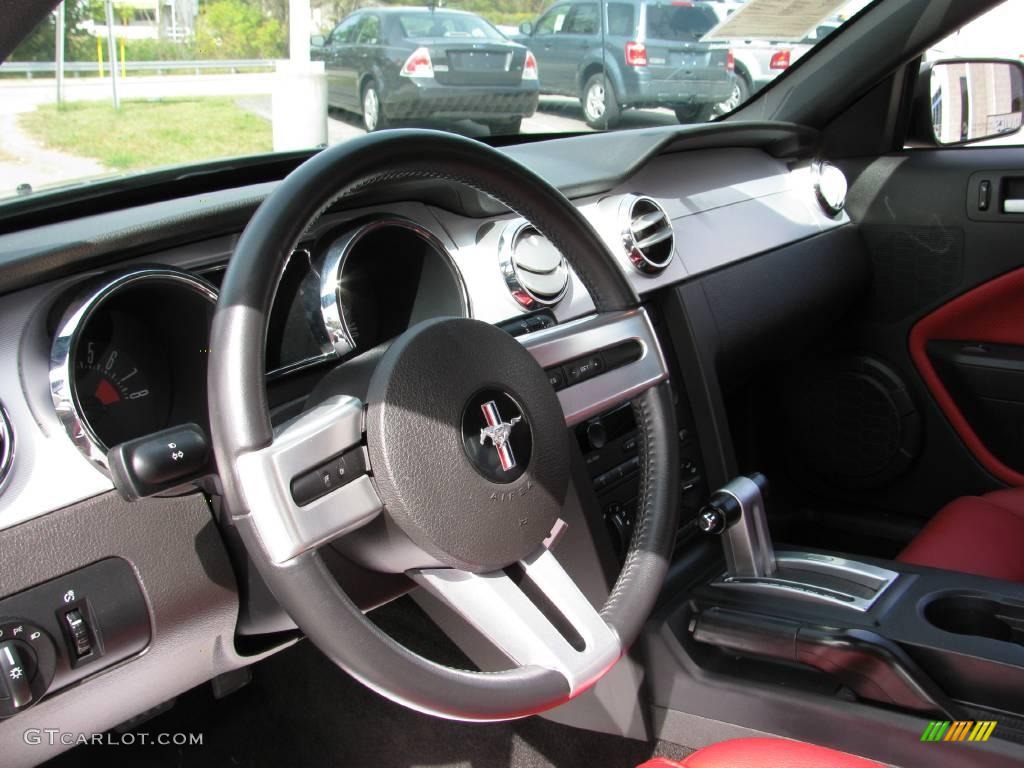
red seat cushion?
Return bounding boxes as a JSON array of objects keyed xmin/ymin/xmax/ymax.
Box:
[
  {"xmin": 638, "ymin": 738, "xmax": 882, "ymax": 768},
  {"xmin": 898, "ymin": 488, "xmax": 1024, "ymax": 582}
]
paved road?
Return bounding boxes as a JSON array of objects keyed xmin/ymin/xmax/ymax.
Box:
[
  {"xmin": 0, "ymin": 73, "xmax": 677, "ymax": 196},
  {"xmin": 236, "ymin": 93, "xmax": 678, "ymax": 143}
]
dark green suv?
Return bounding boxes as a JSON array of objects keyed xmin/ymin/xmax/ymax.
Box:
[{"xmin": 514, "ymin": 0, "xmax": 732, "ymax": 128}]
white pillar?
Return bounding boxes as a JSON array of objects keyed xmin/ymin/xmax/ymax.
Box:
[
  {"xmin": 289, "ymin": 0, "xmax": 311, "ymax": 65},
  {"xmin": 56, "ymin": 2, "xmax": 65, "ymax": 107},
  {"xmin": 272, "ymin": 0, "xmax": 327, "ymax": 151},
  {"xmin": 104, "ymin": 0, "xmax": 120, "ymax": 110}
]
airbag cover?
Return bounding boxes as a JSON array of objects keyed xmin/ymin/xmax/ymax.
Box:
[{"xmin": 365, "ymin": 317, "xmax": 568, "ymax": 572}]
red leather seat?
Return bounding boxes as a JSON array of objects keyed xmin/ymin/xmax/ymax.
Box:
[
  {"xmin": 897, "ymin": 487, "xmax": 1024, "ymax": 582},
  {"xmin": 638, "ymin": 738, "xmax": 882, "ymax": 767}
]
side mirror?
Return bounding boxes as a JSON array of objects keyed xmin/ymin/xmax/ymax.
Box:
[
  {"xmin": 909, "ymin": 59, "xmax": 1024, "ymax": 146},
  {"xmin": 518, "ymin": 21, "xmax": 533, "ymax": 35},
  {"xmin": 310, "ymin": 34, "xmax": 326, "ymax": 47}
]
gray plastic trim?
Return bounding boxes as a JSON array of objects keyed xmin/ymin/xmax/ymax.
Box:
[{"xmin": 0, "ymin": 491, "xmax": 283, "ymax": 767}]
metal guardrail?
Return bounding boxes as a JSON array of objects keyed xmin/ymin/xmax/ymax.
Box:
[{"xmin": 0, "ymin": 59, "xmax": 276, "ymax": 77}]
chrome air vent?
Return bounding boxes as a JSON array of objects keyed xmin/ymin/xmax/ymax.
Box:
[
  {"xmin": 621, "ymin": 197, "xmax": 674, "ymax": 274},
  {"xmin": 813, "ymin": 161, "xmax": 847, "ymax": 217},
  {"xmin": 0, "ymin": 405, "xmax": 14, "ymax": 492},
  {"xmin": 499, "ymin": 221, "xmax": 569, "ymax": 309}
]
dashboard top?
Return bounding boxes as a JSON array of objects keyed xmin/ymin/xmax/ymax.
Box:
[{"xmin": 0, "ymin": 121, "xmax": 818, "ymax": 299}]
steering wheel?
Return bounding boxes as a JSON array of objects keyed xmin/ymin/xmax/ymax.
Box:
[{"xmin": 208, "ymin": 130, "xmax": 679, "ymax": 721}]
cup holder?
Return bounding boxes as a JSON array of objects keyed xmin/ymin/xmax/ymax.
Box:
[{"xmin": 925, "ymin": 594, "xmax": 1024, "ymax": 644}]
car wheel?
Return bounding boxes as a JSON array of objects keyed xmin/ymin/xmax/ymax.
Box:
[
  {"xmin": 714, "ymin": 74, "xmax": 751, "ymax": 116},
  {"xmin": 362, "ymin": 81, "xmax": 388, "ymax": 132},
  {"xmin": 485, "ymin": 118, "xmax": 522, "ymax": 136},
  {"xmin": 674, "ymin": 103, "xmax": 715, "ymax": 124},
  {"xmin": 581, "ymin": 73, "xmax": 620, "ymax": 130}
]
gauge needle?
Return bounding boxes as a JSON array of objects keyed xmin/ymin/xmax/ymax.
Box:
[{"xmin": 95, "ymin": 378, "xmax": 121, "ymax": 406}]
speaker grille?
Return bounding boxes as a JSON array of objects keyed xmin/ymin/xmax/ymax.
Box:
[{"xmin": 785, "ymin": 357, "xmax": 920, "ymax": 489}]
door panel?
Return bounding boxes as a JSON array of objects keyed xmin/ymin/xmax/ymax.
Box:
[
  {"xmin": 910, "ymin": 266, "xmax": 1024, "ymax": 485},
  {"xmin": 790, "ymin": 146, "xmax": 1024, "ymax": 522}
]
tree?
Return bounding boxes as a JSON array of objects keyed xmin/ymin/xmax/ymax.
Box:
[
  {"xmin": 7, "ymin": 0, "xmax": 94, "ymax": 61},
  {"xmin": 195, "ymin": 0, "xmax": 287, "ymax": 59}
]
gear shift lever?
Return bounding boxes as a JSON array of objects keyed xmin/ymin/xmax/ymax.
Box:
[
  {"xmin": 697, "ymin": 473, "xmax": 775, "ymax": 578},
  {"xmin": 697, "ymin": 473, "xmax": 900, "ymax": 611}
]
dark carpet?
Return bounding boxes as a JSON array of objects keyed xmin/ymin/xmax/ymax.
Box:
[{"xmin": 46, "ymin": 598, "xmax": 690, "ymax": 768}]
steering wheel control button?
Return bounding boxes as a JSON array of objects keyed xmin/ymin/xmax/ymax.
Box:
[
  {"xmin": 107, "ymin": 423, "xmax": 211, "ymax": 501},
  {"xmin": 462, "ymin": 390, "xmax": 532, "ymax": 484},
  {"xmin": 291, "ymin": 447, "xmax": 367, "ymax": 507},
  {"xmin": 550, "ymin": 341, "xmax": 642, "ymax": 391},
  {"xmin": 546, "ymin": 367, "xmax": 567, "ymax": 390}
]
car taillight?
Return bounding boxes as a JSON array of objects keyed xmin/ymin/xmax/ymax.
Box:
[
  {"xmin": 401, "ymin": 47, "xmax": 434, "ymax": 78},
  {"xmin": 523, "ymin": 50, "xmax": 538, "ymax": 80},
  {"xmin": 625, "ymin": 41, "xmax": 647, "ymax": 67},
  {"xmin": 726, "ymin": 50, "xmax": 735, "ymax": 72},
  {"xmin": 769, "ymin": 49, "xmax": 791, "ymax": 70}
]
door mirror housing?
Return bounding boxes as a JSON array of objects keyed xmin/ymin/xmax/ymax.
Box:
[
  {"xmin": 310, "ymin": 34, "xmax": 326, "ymax": 48},
  {"xmin": 519, "ymin": 21, "xmax": 533, "ymax": 36},
  {"xmin": 909, "ymin": 59, "xmax": 1024, "ymax": 146}
]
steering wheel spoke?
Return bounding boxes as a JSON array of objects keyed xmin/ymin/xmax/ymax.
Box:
[
  {"xmin": 411, "ymin": 546, "xmax": 621, "ymax": 694},
  {"xmin": 520, "ymin": 308, "xmax": 668, "ymax": 426},
  {"xmin": 236, "ymin": 395, "xmax": 383, "ymax": 564}
]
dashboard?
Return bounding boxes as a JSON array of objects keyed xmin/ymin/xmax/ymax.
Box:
[
  {"xmin": 0, "ymin": 125, "xmax": 852, "ymax": 762},
  {"xmin": 1, "ymin": 144, "xmax": 848, "ymax": 526}
]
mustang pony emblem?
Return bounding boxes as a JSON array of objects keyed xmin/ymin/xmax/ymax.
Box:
[{"xmin": 479, "ymin": 401, "xmax": 522, "ymax": 472}]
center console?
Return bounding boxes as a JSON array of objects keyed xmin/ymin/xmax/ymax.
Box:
[{"xmin": 671, "ymin": 473, "xmax": 1024, "ymax": 742}]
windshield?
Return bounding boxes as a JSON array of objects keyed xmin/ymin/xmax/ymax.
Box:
[{"xmin": 0, "ymin": 0, "xmax": 875, "ymax": 203}]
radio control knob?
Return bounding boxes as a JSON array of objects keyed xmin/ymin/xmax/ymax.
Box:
[{"xmin": 585, "ymin": 419, "xmax": 608, "ymax": 450}]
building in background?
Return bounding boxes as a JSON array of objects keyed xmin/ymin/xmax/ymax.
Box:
[{"xmin": 82, "ymin": 0, "xmax": 198, "ymax": 41}]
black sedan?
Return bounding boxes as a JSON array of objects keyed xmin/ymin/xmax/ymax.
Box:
[{"xmin": 311, "ymin": 7, "xmax": 540, "ymax": 134}]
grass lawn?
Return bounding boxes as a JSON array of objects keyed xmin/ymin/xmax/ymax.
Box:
[{"xmin": 19, "ymin": 97, "xmax": 272, "ymax": 171}]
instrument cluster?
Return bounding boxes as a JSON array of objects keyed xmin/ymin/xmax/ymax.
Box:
[{"xmin": 48, "ymin": 216, "xmax": 468, "ymax": 472}]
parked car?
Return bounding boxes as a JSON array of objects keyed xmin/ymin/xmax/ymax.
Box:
[
  {"xmin": 311, "ymin": 7, "xmax": 540, "ymax": 134},
  {"xmin": 707, "ymin": 2, "xmax": 841, "ymax": 115},
  {"xmin": 513, "ymin": 0, "xmax": 733, "ymax": 127}
]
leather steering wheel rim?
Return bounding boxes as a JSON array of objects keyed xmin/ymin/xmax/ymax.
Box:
[{"xmin": 208, "ymin": 129, "xmax": 679, "ymax": 721}]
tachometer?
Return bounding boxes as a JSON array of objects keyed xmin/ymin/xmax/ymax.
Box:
[
  {"xmin": 51, "ymin": 268, "xmax": 217, "ymax": 472},
  {"xmin": 73, "ymin": 319, "xmax": 170, "ymax": 449}
]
